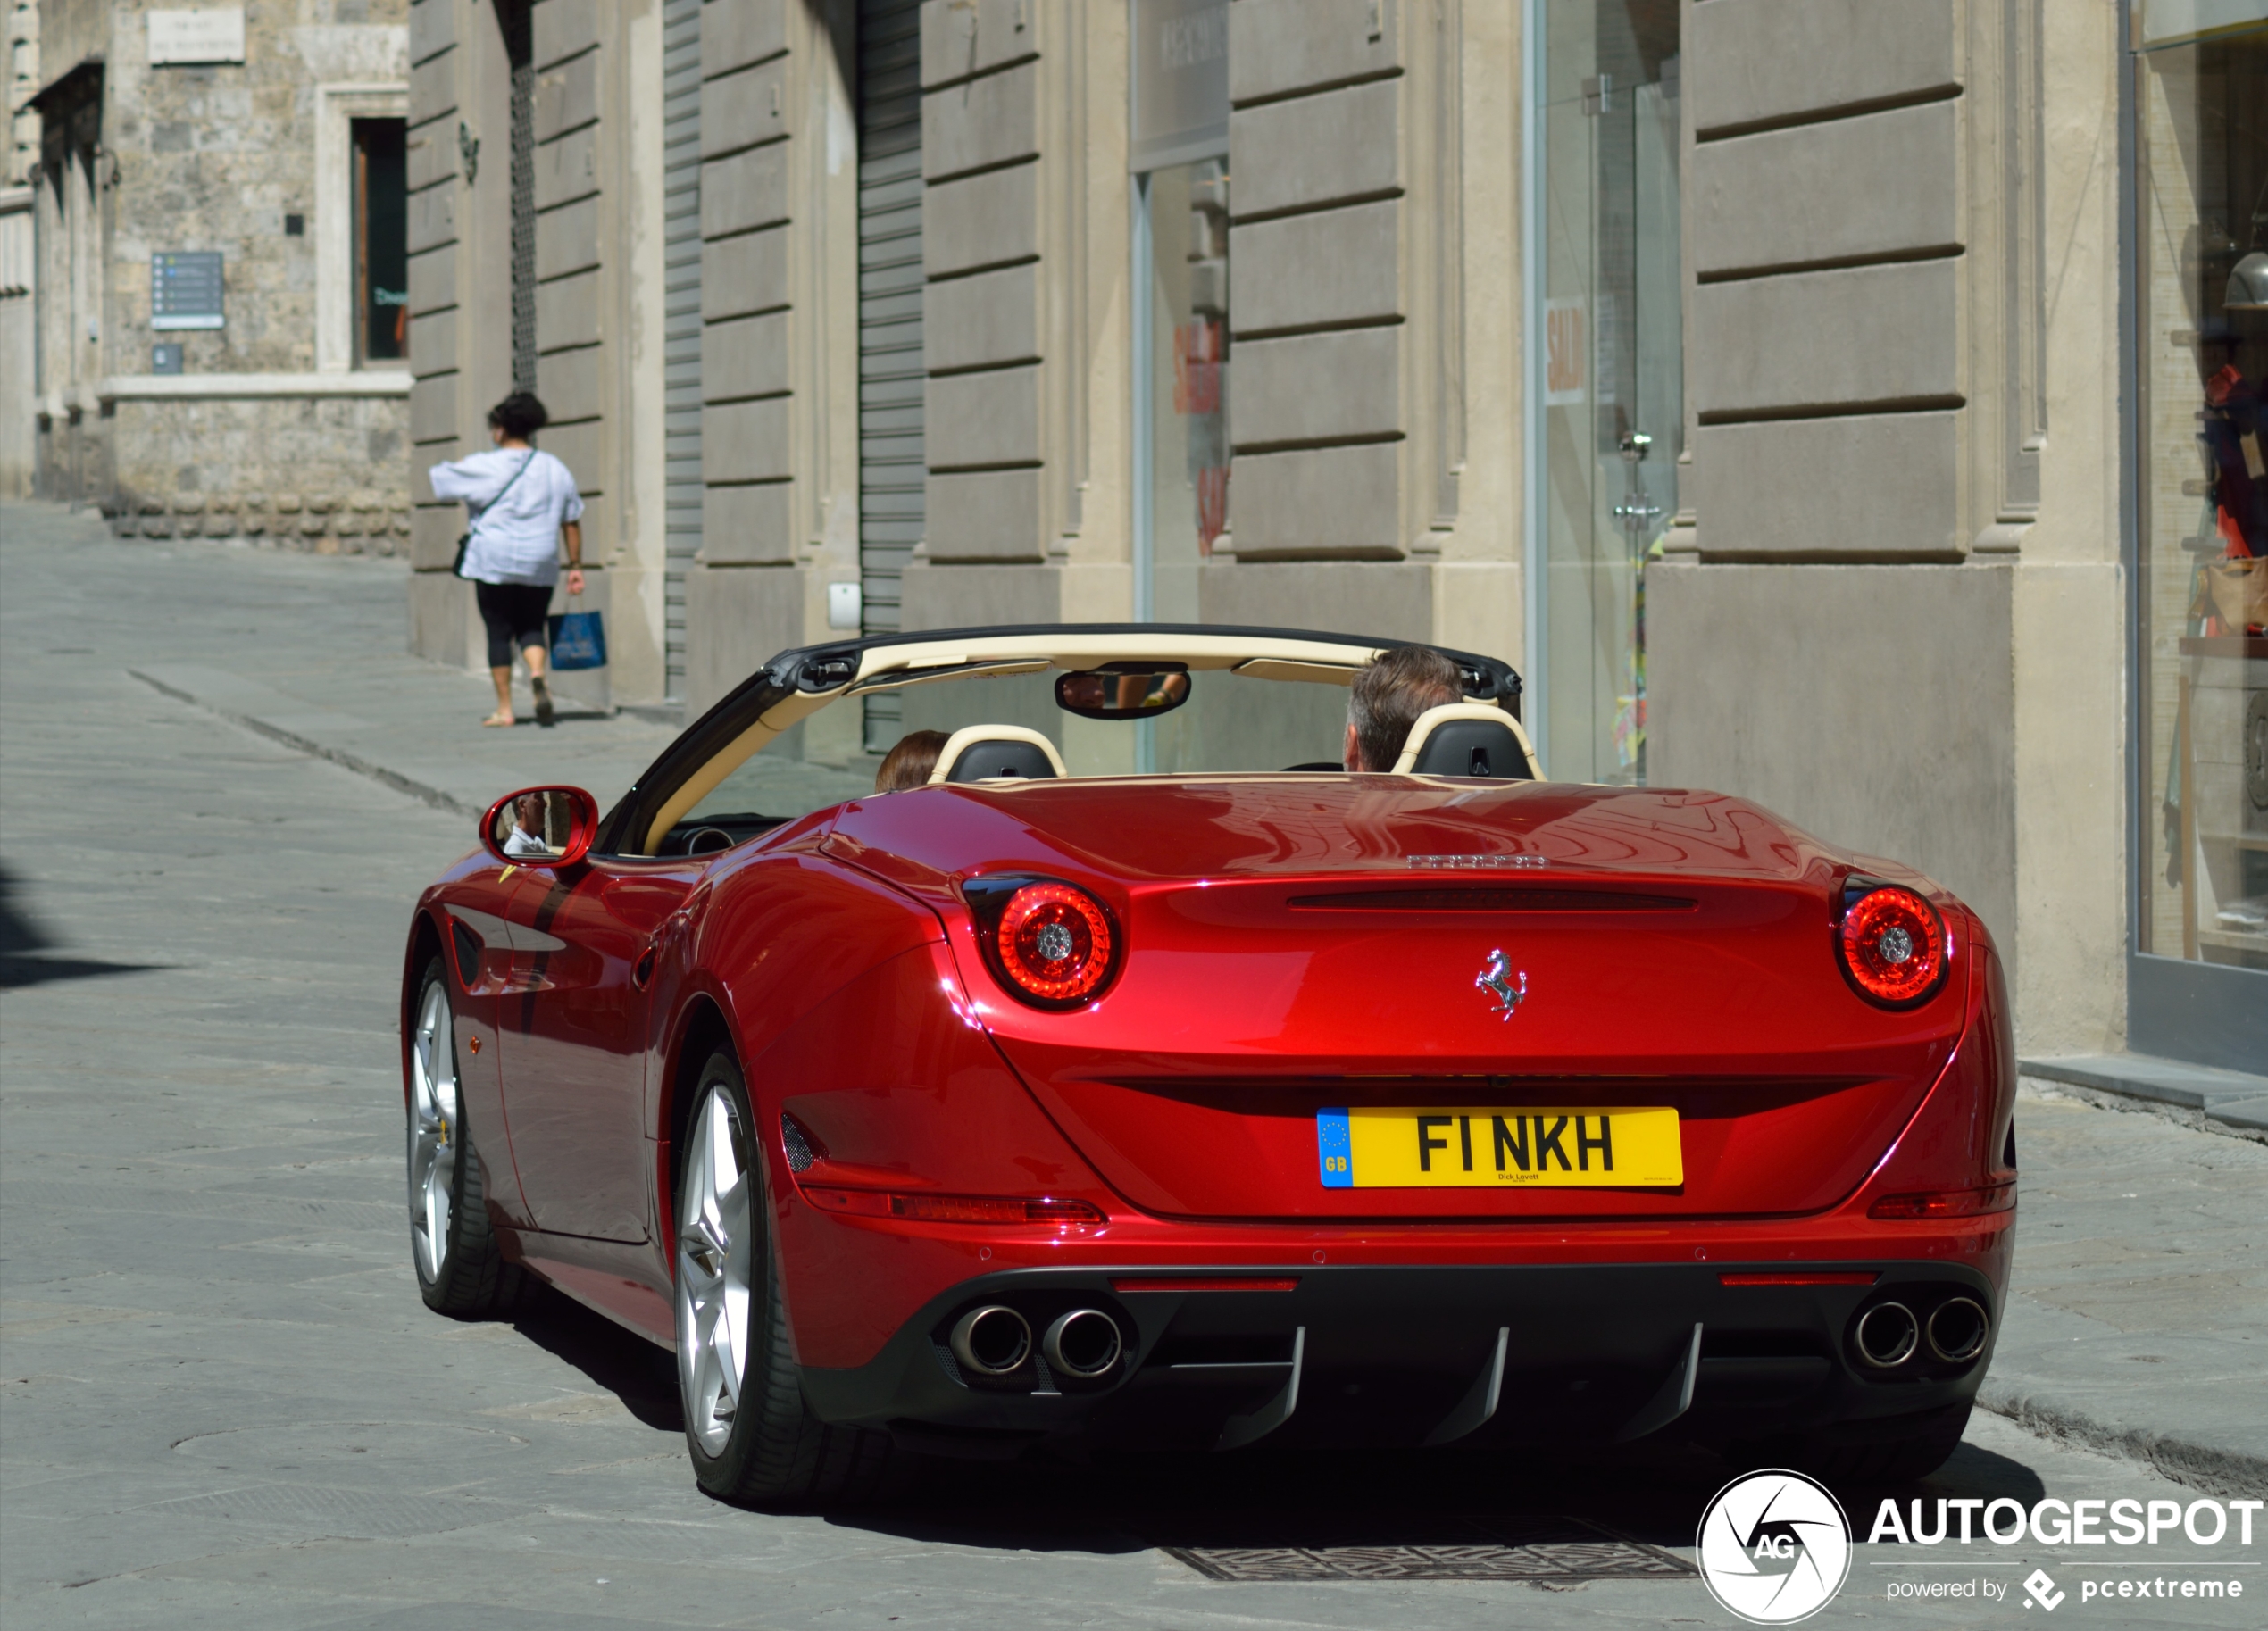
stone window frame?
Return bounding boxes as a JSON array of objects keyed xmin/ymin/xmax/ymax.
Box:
[{"xmin": 314, "ymin": 82, "xmax": 410, "ymax": 374}]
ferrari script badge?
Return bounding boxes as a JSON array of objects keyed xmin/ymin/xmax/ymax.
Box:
[{"xmin": 1476, "ymin": 948, "xmax": 1528, "ymax": 1021}]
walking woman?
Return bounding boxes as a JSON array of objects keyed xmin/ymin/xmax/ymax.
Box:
[{"xmin": 429, "ymin": 393, "xmax": 586, "ymax": 727}]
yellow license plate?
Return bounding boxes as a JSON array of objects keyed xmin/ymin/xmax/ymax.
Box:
[{"xmin": 1316, "ymin": 1107, "xmax": 1683, "ymax": 1188}]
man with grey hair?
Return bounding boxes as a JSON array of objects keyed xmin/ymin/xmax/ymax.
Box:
[{"xmin": 1344, "ymin": 645, "xmax": 1464, "ymax": 771}]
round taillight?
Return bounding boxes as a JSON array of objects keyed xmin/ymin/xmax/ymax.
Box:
[
  {"xmin": 994, "ymin": 882, "xmax": 1116, "ymax": 1007},
  {"xmin": 1839, "ymin": 885, "xmax": 1947, "ymax": 1006}
]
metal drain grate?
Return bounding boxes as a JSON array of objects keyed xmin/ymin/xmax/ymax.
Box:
[{"xmin": 1159, "ymin": 1516, "xmax": 1695, "ymax": 1582}]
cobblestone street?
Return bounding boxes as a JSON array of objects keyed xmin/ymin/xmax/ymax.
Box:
[{"xmin": 2, "ymin": 504, "xmax": 2262, "ymax": 1629}]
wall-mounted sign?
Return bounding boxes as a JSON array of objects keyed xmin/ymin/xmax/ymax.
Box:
[
  {"xmin": 1130, "ymin": 0, "xmax": 1229, "ymax": 171},
  {"xmin": 149, "ymin": 9, "xmax": 247, "ymax": 67},
  {"xmin": 152, "ymin": 252, "xmax": 225, "ymax": 330}
]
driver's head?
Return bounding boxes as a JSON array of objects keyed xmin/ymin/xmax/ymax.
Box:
[
  {"xmin": 1347, "ymin": 646, "xmax": 1463, "ymax": 771},
  {"xmin": 876, "ymin": 729, "xmax": 951, "ymax": 793},
  {"xmin": 516, "ymin": 794, "xmax": 545, "ymax": 829}
]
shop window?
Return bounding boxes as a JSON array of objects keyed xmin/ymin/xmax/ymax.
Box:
[
  {"xmin": 1130, "ymin": 0, "xmax": 1233, "ymax": 773},
  {"xmin": 1138, "ymin": 156, "xmax": 1230, "ymax": 628},
  {"xmin": 2134, "ymin": 16, "xmax": 2268, "ymax": 971},
  {"xmin": 1529, "ymin": 0, "xmax": 1680, "ymax": 784},
  {"xmin": 353, "ymin": 118, "xmax": 407, "ymax": 364}
]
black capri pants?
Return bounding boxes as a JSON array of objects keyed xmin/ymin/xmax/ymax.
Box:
[{"xmin": 475, "ymin": 581, "xmax": 552, "ymax": 669}]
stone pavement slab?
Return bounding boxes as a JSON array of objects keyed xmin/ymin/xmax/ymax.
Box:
[
  {"xmin": 1980, "ymin": 1085, "xmax": 2268, "ymax": 1496},
  {"xmin": 5, "ymin": 500, "xmax": 2265, "ymax": 1629},
  {"xmin": 4, "ymin": 503, "xmax": 869, "ymax": 829}
]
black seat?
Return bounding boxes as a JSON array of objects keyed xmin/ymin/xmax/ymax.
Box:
[{"xmin": 945, "ymin": 739, "xmax": 1062, "ymax": 782}]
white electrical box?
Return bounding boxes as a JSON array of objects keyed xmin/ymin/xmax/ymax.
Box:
[{"xmin": 827, "ymin": 581, "xmax": 863, "ymax": 630}]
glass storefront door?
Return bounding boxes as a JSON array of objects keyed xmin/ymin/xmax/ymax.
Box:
[
  {"xmin": 2130, "ymin": 8, "xmax": 2268, "ymax": 1067},
  {"xmin": 1129, "ymin": 0, "xmax": 1232, "ymax": 772},
  {"xmin": 1530, "ymin": 0, "xmax": 1681, "ymax": 784},
  {"xmin": 1135, "ymin": 157, "xmax": 1230, "ymax": 630}
]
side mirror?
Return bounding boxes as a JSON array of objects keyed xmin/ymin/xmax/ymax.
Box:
[
  {"xmin": 480, "ymin": 786, "xmax": 599, "ymax": 868},
  {"xmin": 1055, "ymin": 665, "xmax": 1192, "ymax": 720}
]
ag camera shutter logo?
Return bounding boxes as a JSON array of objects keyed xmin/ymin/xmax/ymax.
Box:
[{"xmin": 1697, "ymin": 1469, "xmax": 1853, "ymax": 1624}]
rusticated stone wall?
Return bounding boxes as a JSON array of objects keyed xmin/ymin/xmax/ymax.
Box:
[{"xmin": 28, "ymin": 1, "xmax": 413, "ymax": 533}]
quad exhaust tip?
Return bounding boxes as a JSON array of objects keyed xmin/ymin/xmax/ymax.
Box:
[
  {"xmin": 1855, "ymin": 1301, "xmax": 1920, "ymax": 1369},
  {"xmin": 949, "ymin": 1305, "xmax": 1032, "ymax": 1377},
  {"xmin": 1042, "ymin": 1309, "xmax": 1123, "ymax": 1378},
  {"xmin": 1927, "ymin": 1296, "xmax": 1989, "ymax": 1363}
]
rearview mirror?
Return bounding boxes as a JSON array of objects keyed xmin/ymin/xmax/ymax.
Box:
[
  {"xmin": 1055, "ymin": 666, "xmax": 1191, "ymax": 720},
  {"xmin": 480, "ymin": 786, "xmax": 599, "ymax": 868}
]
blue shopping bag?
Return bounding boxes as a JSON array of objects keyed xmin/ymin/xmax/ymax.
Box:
[{"xmin": 547, "ymin": 609, "xmax": 607, "ymax": 670}]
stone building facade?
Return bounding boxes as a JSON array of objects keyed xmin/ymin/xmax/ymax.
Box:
[
  {"xmin": 3, "ymin": 0, "xmax": 39, "ymax": 495},
  {"xmin": 12, "ymin": 1, "xmax": 2251, "ymax": 1069},
  {"xmin": 25, "ymin": 1, "xmax": 412, "ymax": 548}
]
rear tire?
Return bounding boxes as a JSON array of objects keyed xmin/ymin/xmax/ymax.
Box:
[
  {"xmin": 674, "ymin": 1050, "xmax": 905, "ymax": 1507},
  {"xmin": 406, "ymin": 956, "xmax": 525, "ymax": 1317}
]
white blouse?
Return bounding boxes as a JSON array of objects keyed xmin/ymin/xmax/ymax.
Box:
[{"xmin": 428, "ymin": 447, "xmax": 585, "ymax": 587}]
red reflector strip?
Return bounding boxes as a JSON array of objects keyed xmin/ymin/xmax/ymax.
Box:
[
  {"xmin": 1718, "ymin": 1271, "xmax": 1880, "ymax": 1286},
  {"xmin": 1867, "ymin": 1182, "xmax": 2017, "ymax": 1221},
  {"xmin": 802, "ymin": 1187, "xmax": 1105, "ymax": 1226},
  {"xmin": 1109, "ymin": 1277, "xmax": 1301, "ymax": 1294}
]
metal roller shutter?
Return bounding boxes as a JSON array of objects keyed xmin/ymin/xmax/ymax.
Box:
[
  {"xmin": 857, "ymin": 0, "xmax": 925, "ymax": 751},
  {"xmin": 661, "ymin": 0, "xmax": 702, "ymax": 700}
]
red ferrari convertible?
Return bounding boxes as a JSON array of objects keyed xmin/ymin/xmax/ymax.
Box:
[{"xmin": 400, "ymin": 624, "xmax": 2014, "ymax": 1504}]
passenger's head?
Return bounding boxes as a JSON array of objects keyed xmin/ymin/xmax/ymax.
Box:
[
  {"xmin": 1347, "ymin": 646, "xmax": 1463, "ymax": 771},
  {"xmin": 488, "ymin": 392, "xmax": 549, "ymax": 441},
  {"xmin": 876, "ymin": 729, "xmax": 951, "ymax": 792}
]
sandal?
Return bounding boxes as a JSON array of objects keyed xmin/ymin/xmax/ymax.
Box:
[
  {"xmin": 532, "ymin": 676, "xmax": 556, "ymax": 728},
  {"xmin": 481, "ymin": 710, "xmax": 514, "ymax": 728}
]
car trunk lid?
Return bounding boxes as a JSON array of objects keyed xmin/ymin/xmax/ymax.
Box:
[{"xmin": 828, "ymin": 778, "xmax": 1969, "ymax": 1222}]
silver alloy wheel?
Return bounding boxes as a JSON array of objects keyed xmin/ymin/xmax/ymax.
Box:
[
  {"xmin": 676, "ymin": 1085, "xmax": 755, "ymax": 1456},
  {"xmin": 407, "ymin": 979, "xmax": 458, "ymax": 1281}
]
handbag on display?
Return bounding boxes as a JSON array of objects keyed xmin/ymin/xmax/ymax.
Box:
[
  {"xmin": 548, "ymin": 604, "xmax": 608, "ymax": 670},
  {"xmin": 2205, "ymin": 556, "xmax": 2266, "ymax": 633}
]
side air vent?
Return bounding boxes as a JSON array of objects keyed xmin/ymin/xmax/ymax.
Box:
[{"xmin": 449, "ymin": 920, "xmax": 482, "ymax": 989}]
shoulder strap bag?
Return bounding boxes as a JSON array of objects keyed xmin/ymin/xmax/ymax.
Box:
[{"xmin": 452, "ymin": 451, "xmax": 537, "ymax": 579}]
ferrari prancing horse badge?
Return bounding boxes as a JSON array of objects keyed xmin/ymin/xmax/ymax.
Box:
[{"xmin": 1476, "ymin": 948, "xmax": 1527, "ymax": 1021}]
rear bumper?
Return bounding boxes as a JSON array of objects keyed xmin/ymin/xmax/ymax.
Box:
[{"xmin": 798, "ymin": 1259, "xmax": 2001, "ymax": 1457}]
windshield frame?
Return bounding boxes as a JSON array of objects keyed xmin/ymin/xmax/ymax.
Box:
[{"xmin": 595, "ymin": 623, "xmax": 1525, "ymax": 857}]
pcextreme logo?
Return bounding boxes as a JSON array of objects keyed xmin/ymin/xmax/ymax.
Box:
[{"xmin": 1697, "ymin": 1469, "xmax": 1854, "ymax": 1624}]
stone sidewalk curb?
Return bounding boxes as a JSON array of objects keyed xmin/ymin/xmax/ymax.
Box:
[
  {"xmin": 2022, "ymin": 1054, "xmax": 2268, "ymax": 1135},
  {"xmin": 1976, "ymin": 1380, "xmax": 2268, "ymax": 1500},
  {"xmin": 130, "ymin": 668, "xmax": 482, "ymax": 820}
]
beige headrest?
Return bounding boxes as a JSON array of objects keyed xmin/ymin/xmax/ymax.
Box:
[
  {"xmin": 1390, "ymin": 703, "xmax": 1542, "ymax": 779},
  {"xmin": 929, "ymin": 724, "xmax": 1070, "ymax": 785}
]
